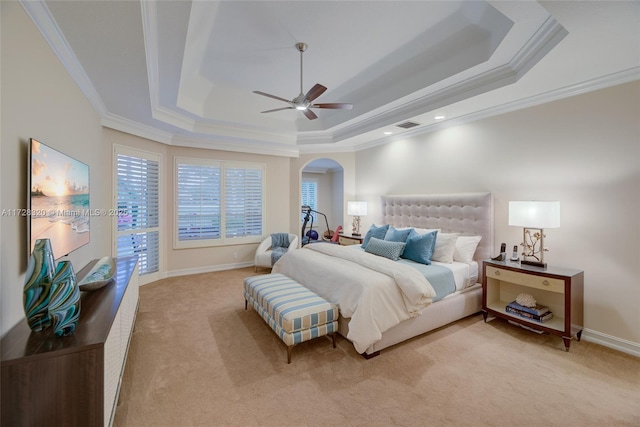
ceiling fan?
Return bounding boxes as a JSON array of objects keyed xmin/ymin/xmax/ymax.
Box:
[{"xmin": 253, "ymin": 42, "xmax": 353, "ymax": 120}]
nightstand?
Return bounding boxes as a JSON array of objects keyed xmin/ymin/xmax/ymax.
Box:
[
  {"xmin": 482, "ymin": 260, "xmax": 584, "ymax": 351},
  {"xmin": 338, "ymin": 233, "xmax": 363, "ymax": 246}
]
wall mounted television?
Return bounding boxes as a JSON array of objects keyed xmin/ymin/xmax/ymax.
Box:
[{"xmin": 28, "ymin": 138, "xmax": 90, "ymax": 260}]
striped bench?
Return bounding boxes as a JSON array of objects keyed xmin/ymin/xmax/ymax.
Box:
[{"xmin": 244, "ymin": 273, "xmax": 338, "ymax": 363}]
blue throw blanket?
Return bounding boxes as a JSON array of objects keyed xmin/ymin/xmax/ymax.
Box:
[
  {"xmin": 398, "ymin": 261, "xmax": 456, "ymax": 302},
  {"xmin": 270, "ymin": 233, "xmax": 290, "ymax": 266}
]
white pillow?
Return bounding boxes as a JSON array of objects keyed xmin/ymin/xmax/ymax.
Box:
[
  {"xmin": 412, "ymin": 227, "xmax": 440, "ymax": 236},
  {"xmin": 454, "ymin": 235, "xmax": 482, "ymax": 263},
  {"xmin": 432, "ymin": 233, "xmax": 458, "ymax": 263}
]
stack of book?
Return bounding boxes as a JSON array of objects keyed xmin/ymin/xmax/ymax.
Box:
[{"xmin": 505, "ymin": 300, "xmax": 553, "ymax": 323}]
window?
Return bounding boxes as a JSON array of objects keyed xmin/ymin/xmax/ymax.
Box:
[
  {"xmin": 115, "ymin": 148, "xmax": 161, "ymax": 280},
  {"xmin": 224, "ymin": 166, "xmax": 263, "ymax": 238},
  {"xmin": 175, "ymin": 157, "xmax": 264, "ymax": 248},
  {"xmin": 176, "ymin": 160, "xmax": 221, "ymax": 242},
  {"xmin": 301, "ymin": 178, "xmax": 318, "ymax": 222}
]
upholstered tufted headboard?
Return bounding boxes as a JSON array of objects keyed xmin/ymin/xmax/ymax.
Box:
[{"xmin": 380, "ymin": 193, "xmax": 493, "ymax": 262}]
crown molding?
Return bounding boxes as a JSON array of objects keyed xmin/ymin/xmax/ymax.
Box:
[
  {"xmin": 298, "ymin": 143, "xmax": 358, "ymax": 155},
  {"xmin": 327, "ymin": 17, "xmax": 568, "ymax": 145},
  {"xmin": 152, "ymin": 104, "xmax": 198, "ymax": 131},
  {"xmin": 102, "ymin": 112, "xmax": 300, "ymax": 157},
  {"xmin": 171, "ymin": 135, "xmax": 299, "ymax": 158},
  {"xmin": 20, "ymin": 0, "xmax": 107, "ymax": 116},
  {"xmin": 510, "ymin": 15, "xmax": 569, "ymax": 79},
  {"xmin": 296, "ymin": 131, "xmax": 336, "ymax": 145},
  {"xmin": 101, "ymin": 113, "xmax": 173, "ymax": 144},
  {"xmin": 328, "ymin": 67, "xmax": 640, "ymax": 154}
]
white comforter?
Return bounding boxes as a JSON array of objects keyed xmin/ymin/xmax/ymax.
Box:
[{"xmin": 272, "ymin": 244, "xmax": 436, "ymax": 353}]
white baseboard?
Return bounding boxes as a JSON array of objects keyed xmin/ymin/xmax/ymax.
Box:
[
  {"xmin": 582, "ymin": 328, "xmax": 640, "ymax": 358},
  {"xmin": 165, "ymin": 261, "xmax": 254, "ymax": 279}
]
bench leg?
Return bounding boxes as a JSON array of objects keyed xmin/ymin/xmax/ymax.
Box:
[
  {"xmin": 287, "ymin": 345, "xmax": 293, "ymax": 364},
  {"xmin": 331, "ymin": 332, "xmax": 336, "ymax": 348},
  {"xmin": 244, "ymin": 299, "xmax": 248, "ymax": 310}
]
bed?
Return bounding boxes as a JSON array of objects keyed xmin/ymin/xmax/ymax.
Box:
[{"xmin": 273, "ymin": 193, "xmax": 493, "ymax": 357}]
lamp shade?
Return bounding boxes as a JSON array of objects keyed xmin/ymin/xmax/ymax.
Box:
[
  {"xmin": 347, "ymin": 201, "xmax": 368, "ymax": 216},
  {"xmin": 509, "ymin": 201, "xmax": 560, "ymax": 228}
]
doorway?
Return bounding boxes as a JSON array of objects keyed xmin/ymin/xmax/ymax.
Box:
[{"xmin": 301, "ymin": 158, "xmax": 344, "ymax": 242}]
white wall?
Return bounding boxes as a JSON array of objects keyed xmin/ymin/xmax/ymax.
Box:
[
  {"xmin": 329, "ymin": 169, "xmax": 344, "ymax": 231},
  {"xmin": 1, "ymin": 1, "xmax": 110, "ymax": 335},
  {"xmin": 355, "ymin": 80, "xmax": 640, "ymax": 352}
]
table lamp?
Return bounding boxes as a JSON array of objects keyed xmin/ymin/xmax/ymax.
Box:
[
  {"xmin": 347, "ymin": 201, "xmax": 368, "ymax": 236},
  {"xmin": 508, "ymin": 201, "xmax": 560, "ymax": 268}
]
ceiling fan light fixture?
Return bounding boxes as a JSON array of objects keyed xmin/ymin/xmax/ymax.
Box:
[{"xmin": 253, "ymin": 42, "xmax": 353, "ymax": 120}]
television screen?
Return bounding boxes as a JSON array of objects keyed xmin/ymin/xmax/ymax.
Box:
[{"xmin": 29, "ymin": 138, "xmax": 90, "ymax": 260}]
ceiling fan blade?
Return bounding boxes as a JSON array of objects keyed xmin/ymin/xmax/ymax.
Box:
[
  {"xmin": 257, "ymin": 44, "xmax": 354, "ymax": 119},
  {"xmin": 311, "ymin": 103, "xmax": 353, "ymax": 110},
  {"xmin": 253, "ymin": 91, "xmax": 291, "ymax": 104},
  {"xmin": 304, "ymin": 84, "xmax": 327, "ymax": 103},
  {"xmin": 303, "ymin": 109, "xmax": 318, "ymax": 120},
  {"xmin": 261, "ymin": 107, "xmax": 294, "ymax": 113}
]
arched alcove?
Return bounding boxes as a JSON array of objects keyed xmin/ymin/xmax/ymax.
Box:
[{"xmin": 300, "ymin": 158, "xmax": 344, "ymax": 240}]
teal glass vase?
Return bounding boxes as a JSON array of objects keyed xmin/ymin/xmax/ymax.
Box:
[
  {"xmin": 49, "ymin": 261, "xmax": 81, "ymax": 336},
  {"xmin": 23, "ymin": 238, "xmax": 55, "ymax": 332}
]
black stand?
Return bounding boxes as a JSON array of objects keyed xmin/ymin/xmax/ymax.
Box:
[{"xmin": 301, "ymin": 206, "xmax": 331, "ymax": 247}]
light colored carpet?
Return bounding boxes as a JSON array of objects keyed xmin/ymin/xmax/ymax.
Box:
[{"xmin": 114, "ymin": 267, "xmax": 639, "ymax": 427}]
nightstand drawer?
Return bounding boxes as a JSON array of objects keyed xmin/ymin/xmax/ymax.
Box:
[
  {"xmin": 338, "ymin": 234, "xmax": 363, "ymax": 246},
  {"xmin": 486, "ymin": 266, "xmax": 564, "ymax": 293}
]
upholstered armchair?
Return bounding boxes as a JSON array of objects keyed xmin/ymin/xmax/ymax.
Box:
[{"xmin": 254, "ymin": 233, "xmax": 299, "ymax": 272}]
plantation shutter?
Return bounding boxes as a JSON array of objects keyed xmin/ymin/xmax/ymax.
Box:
[
  {"xmin": 176, "ymin": 162, "xmax": 221, "ymax": 241},
  {"xmin": 301, "ymin": 179, "xmax": 318, "ymax": 221},
  {"xmin": 174, "ymin": 158, "xmax": 264, "ymax": 248},
  {"xmin": 225, "ymin": 165, "xmax": 263, "ymax": 238},
  {"xmin": 116, "ymin": 152, "xmax": 160, "ymax": 276}
]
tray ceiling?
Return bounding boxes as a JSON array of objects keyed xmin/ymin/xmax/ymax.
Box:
[{"xmin": 21, "ymin": 1, "xmax": 640, "ymax": 156}]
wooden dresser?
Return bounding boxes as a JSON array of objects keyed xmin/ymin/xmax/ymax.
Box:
[{"xmin": 1, "ymin": 256, "xmax": 139, "ymax": 426}]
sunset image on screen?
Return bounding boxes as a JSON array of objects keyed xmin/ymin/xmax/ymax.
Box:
[{"xmin": 30, "ymin": 139, "xmax": 90, "ymax": 259}]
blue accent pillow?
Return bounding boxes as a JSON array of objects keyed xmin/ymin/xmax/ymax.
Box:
[
  {"xmin": 364, "ymin": 237, "xmax": 406, "ymax": 261},
  {"xmin": 402, "ymin": 229, "xmax": 438, "ymax": 265},
  {"xmin": 362, "ymin": 224, "xmax": 389, "ymax": 248},
  {"xmin": 384, "ymin": 226, "xmax": 413, "ymax": 243}
]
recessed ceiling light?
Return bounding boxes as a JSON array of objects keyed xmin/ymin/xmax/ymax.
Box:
[
  {"xmin": 383, "ymin": 131, "xmax": 393, "ymax": 135},
  {"xmin": 434, "ymin": 114, "xmax": 446, "ymax": 120}
]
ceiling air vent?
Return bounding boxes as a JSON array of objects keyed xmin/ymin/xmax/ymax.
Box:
[{"xmin": 395, "ymin": 121, "xmax": 421, "ymax": 129}]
